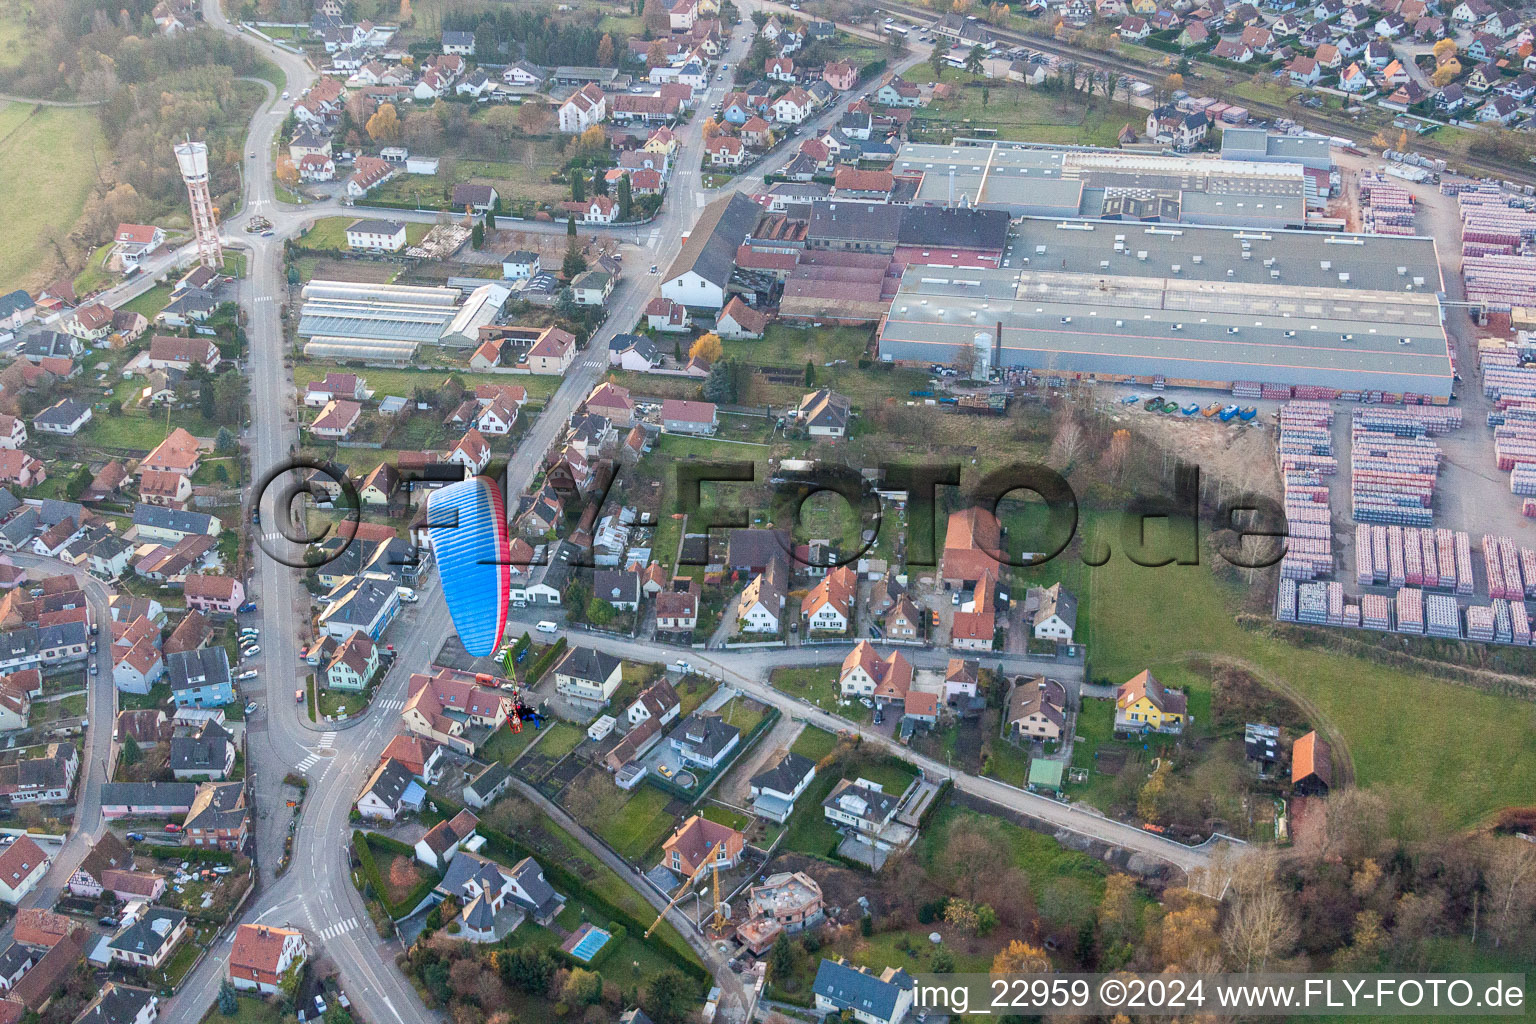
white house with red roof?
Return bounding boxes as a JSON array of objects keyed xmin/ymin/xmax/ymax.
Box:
[
  {"xmin": 183, "ymin": 574, "xmax": 244, "ymax": 616},
  {"xmin": 114, "ymin": 224, "xmax": 164, "ymax": 266},
  {"xmin": 309, "ymin": 399, "xmax": 362, "ymax": 439},
  {"xmin": 229, "ymin": 924, "xmax": 308, "ymax": 994}
]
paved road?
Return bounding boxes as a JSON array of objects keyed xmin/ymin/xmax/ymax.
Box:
[
  {"xmin": 509, "ymin": 624, "xmax": 1215, "ymax": 873},
  {"xmin": 0, "ymin": 554, "xmax": 115, "ymax": 947}
]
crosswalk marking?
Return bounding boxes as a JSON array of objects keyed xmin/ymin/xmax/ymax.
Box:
[
  {"xmin": 375, "ymin": 698, "xmax": 403, "ymax": 711},
  {"xmin": 320, "ymin": 731, "xmax": 337, "ymax": 746},
  {"xmin": 294, "ymin": 755, "xmax": 317, "ymax": 772},
  {"xmin": 317, "ymin": 917, "xmax": 358, "ymax": 941}
]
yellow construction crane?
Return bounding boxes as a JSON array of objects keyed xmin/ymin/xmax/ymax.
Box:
[{"xmin": 644, "ymin": 839, "xmax": 727, "ymax": 937}]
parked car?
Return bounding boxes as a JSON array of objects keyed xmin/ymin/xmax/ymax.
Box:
[
  {"xmin": 164, "ymin": 823, "xmax": 182, "ymax": 833},
  {"xmin": 238, "ymin": 601, "xmax": 257, "ymax": 613},
  {"xmin": 126, "ymin": 833, "xmax": 146, "ymax": 843},
  {"xmin": 98, "ymin": 916, "xmax": 119, "ymax": 927},
  {"xmin": 245, "ymin": 701, "xmax": 259, "ymax": 715},
  {"xmin": 295, "ymin": 688, "xmax": 305, "ymax": 703}
]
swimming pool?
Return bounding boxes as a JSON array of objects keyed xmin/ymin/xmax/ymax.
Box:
[{"xmin": 564, "ymin": 923, "xmax": 612, "ymax": 963}]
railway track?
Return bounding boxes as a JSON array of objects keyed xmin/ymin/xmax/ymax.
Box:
[{"xmin": 870, "ymin": 0, "xmax": 1536, "ymax": 187}]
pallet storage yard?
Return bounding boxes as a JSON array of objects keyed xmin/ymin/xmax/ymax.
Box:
[{"xmin": 877, "ymin": 218, "xmax": 1454, "ymax": 400}]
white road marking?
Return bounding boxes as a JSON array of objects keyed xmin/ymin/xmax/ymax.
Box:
[{"xmin": 318, "ymin": 916, "xmax": 359, "ymax": 941}]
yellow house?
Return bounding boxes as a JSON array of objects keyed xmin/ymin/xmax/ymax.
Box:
[
  {"xmin": 642, "ymin": 127, "xmax": 681, "ymax": 157},
  {"xmin": 1115, "ymin": 669, "xmax": 1187, "ymax": 733},
  {"xmin": 1132, "ymin": 0, "xmax": 1158, "ymax": 11}
]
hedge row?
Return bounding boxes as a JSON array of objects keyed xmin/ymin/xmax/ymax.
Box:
[
  {"xmin": 142, "ymin": 845, "xmax": 234, "ymax": 865},
  {"xmin": 525, "ymin": 637, "xmax": 568, "ymax": 684},
  {"xmin": 425, "ymin": 795, "xmax": 708, "ymax": 985},
  {"xmin": 352, "ymin": 830, "xmax": 439, "ymax": 919}
]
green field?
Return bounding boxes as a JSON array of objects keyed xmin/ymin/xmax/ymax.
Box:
[
  {"xmin": 769, "ymin": 665, "xmax": 870, "ymax": 722},
  {"xmin": 1077, "ymin": 514, "xmax": 1536, "ymax": 826},
  {"xmin": 592, "ymin": 784, "xmax": 675, "ymax": 862},
  {"xmin": 535, "ymin": 720, "xmax": 587, "ymax": 760},
  {"xmin": 74, "ymin": 400, "xmax": 227, "ymax": 453},
  {"xmin": 298, "ymin": 216, "xmax": 432, "ymax": 251},
  {"xmin": 720, "ymin": 324, "xmax": 929, "ymax": 408},
  {"xmin": 481, "ymin": 721, "xmax": 543, "ymax": 765},
  {"xmin": 370, "ymin": 149, "xmax": 568, "ymax": 208},
  {"xmin": 714, "ymin": 694, "xmax": 769, "ymax": 736},
  {"xmin": 0, "ymin": 9, "xmax": 29, "ymax": 69},
  {"xmin": 0, "ymin": 101, "xmax": 108, "ymax": 293},
  {"xmin": 120, "ymin": 283, "xmax": 174, "ymax": 319},
  {"xmin": 904, "ymin": 71, "xmax": 1138, "ymax": 147},
  {"xmin": 789, "ymin": 724, "xmax": 841, "ymax": 762}
]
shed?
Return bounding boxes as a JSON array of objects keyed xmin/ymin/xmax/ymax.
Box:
[{"xmin": 1026, "ymin": 758, "xmax": 1064, "ymax": 792}]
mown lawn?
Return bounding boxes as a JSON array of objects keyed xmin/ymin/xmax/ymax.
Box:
[
  {"xmin": 120, "ymin": 284, "xmax": 174, "ymax": 319},
  {"xmin": 0, "ymin": 101, "xmax": 108, "ymax": 293},
  {"xmin": 535, "ymin": 720, "xmax": 586, "ymax": 760},
  {"xmin": 298, "ymin": 216, "xmax": 431, "ymax": 251},
  {"xmin": 199, "ymin": 995, "xmax": 287, "ymax": 1024},
  {"xmin": 1077, "ymin": 513, "xmax": 1536, "ymax": 826},
  {"xmin": 480, "ymin": 722, "xmax": 543, "ymax": 765},
  {"xmin": 769, "ymin": 665, "xmax": 870, "ymax": 723},
  {"xmin": 789, "ymin": 724, "xmax": 841, "ymax": 762},
  {"xmin": 719, "ymin": 324, "xmax": 929, "ymax": 409},
  {"xmin": 593, "ymin": 784, "xmax": 675, "ymax": 862},
  {"xmin": 714, "ymin": 694, "xmax": 769, "ymax": 736}
]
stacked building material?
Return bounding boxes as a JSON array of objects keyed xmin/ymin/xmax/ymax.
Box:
[
  {"xmin": 1297, "ymin": 581, "xmax": 1330, "ymax": 624},
  {"xmin": 1328, "ymin": 581, "xmax": 1345, "ymax": 625},
  {"xmin": 1260, "ymin": 384, "xmax": 1293, "ymax": 400},
  {"xmin": 1395, "ymin": 586, "xmax": 1424, "ymax": 633},
  {"xmin": 1425, "ymin": 593, "xmax": 1462, "ymax": 637},
  {"xmin": 1435, "ymin": 528, "xmax": 1456, "ymax": 588},
  {"xmin": 1523, "ymin": 547, "xmax": 1536, "ymax": 595},
  {"xmin": 1293, "ymin": 384, "xmax": 1341, "ymax": 401},
  {"xmin": 1387, "ymin": 525, "xmax": 1407, "ymax": 586},
  {"xmin": 1462, "ymin": 255, "xmax": 1536, "ymax": 313},
  {"xmin": 1493, "ymin": 598, "xmax": 1514, "ymax": 642},
  {"xmin": 1456, "ymin": 531, "xmax": 1475, "ymax": 594},
  {"xmin": 1354, "ymin": 526, "xmax": 1374, "ymax": 586},
  {"xmin": 1279, "ymin": 402, "xmax": 1336, "ymax": 581},
  {"xmin": 1404, "ymin": 524, "xmax": 1424, "ymax": 585},
  {"xmin": 1421, "ymin": 528, "xmax": 1441, "ymax": 588},
  {"xmin": 1466, "ymin": 604, "xmax": 1496, "ymax": 641},
  {"xmin": 1493, "ymin": 424, "xmax": 1536, "ymax": 471},
  {"xmin": 1514, "ymin": 601, "xmax": 1532, "ymax": 644},
  {"xmin": 1343, "ymin": 603, "xmax": 1361, "ymax": 628},
  {"xmin": 1350, "ymin": 414, "xmax": 1443, "ymax": 526},
  {"xmin": 1361, "ymin": 592, "xmax": 1393, "ymax": 630},
  {"xmin": 1512, "ymin": 464, "xmax": 1536, "ymax": 495},
  {"xmin": 1232, "ymin": 381, "xmax": 1262, "ymax": 398},
  {"xmin": 1360, "ymin": 175, "xmax": 1416, "ymax": 235},
  {"xmin": 1276, "ymin": 577, "xmax": 1298, "ymax": 621},
  {"xmin": 1353, "ymin": 406, "xmax": 1462, "ymax": 436}
]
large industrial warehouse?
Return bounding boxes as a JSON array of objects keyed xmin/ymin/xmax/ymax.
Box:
[
  {"xmin": 877, "ymin": 218, "xmax": 1454, "ymax": 399},
  {"xmin": 894, "ymin": 142, "xmax": 1317, "ymax": 227}
]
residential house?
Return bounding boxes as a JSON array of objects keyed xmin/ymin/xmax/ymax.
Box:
[
  {"xmin": 415, "ymin": 808, "xmax": 480, "ymax": 869},
  {"xmin": 355, "ymin": 758, "xmax": 416, "ymax": 821},
  {"xmin": 183, "ymin": 780, "xmax": 248, "ymax": 850},
  {"xmin": 32, "ymin": 398, "xmax": 91, "ymax": 437},
  {"xmin": 552, "ymin": 646, "xmax": 623, "ymax": 706},
  {"xmin": 660, "ymin": 398, "xmax": 718, "ymax": 435},
  {"xmin": 317, "ymin": 573, "xmax": 399, "ymax": 641},
  {"xmin": 526, "ymin": 327, "xmax": 576, "ymax": 374},
  {"xmin": 668, "ymin": 712, "xmax": 741, "ymax": 770},
  {"xmin": 169, "ymin": 720, "xmax": 236, "ymax": 780},
  {"xmin": 559, "ymin": 83, "xmax": 607, "ymax": 133},
  {"xmin": 749, "ymin": 752, "xmax": 815, "ymax": 823},
  {"xmin": 738, "ymin": 557, "xmax": 787, "ymax": 633},
  {"xmin": 324, "ymin": 631, "xmax": 380, "ymax": 690},
  {"xmin": 229, "ymin": 925, "xmax": 308, "ymax": 994},
  {"xmin": 821, "ymin": 777, "xmax": 903, "ymax": 850},
  {"xmin": 463, "ymin": 761, "xmax": 511, "ymax": 809},
  {"xmin": 812, "ymin": 959, "xmax": 915, "ymax": 1024},
  {"xmin": 838, "ymin": 641, "xmax": 913, "ymax": 705},
  {"xmin": 107, "ymin": 908, "xmax": 188, "ymax": 969},
  {"xmin": 345, "ymin": 219, "xmax": 407, "ymax": 252},
  {"xmin": 1115, "ymin": 669, "xmax": 1187, "ymax": 733},
  {"xmin": 181, "ymin": 574, "xmax": 243, "ymax": 617},
  {"xmin": 662, "ymin": 815, "xmax": 745, "ymax": 875},
  {"xmin": 146, "ymin": 335, "xmax": 218, "ymax": 373},
  {"xmin": 310, "ymin": 399, "xmax": 362, "ymax": 440},
  {"xmin": 1030, "ymin": 583, "xmax": 1077, "ymax": 641},
  {"xmin": 166, "ymin": 647, "xmax": 233, "ymax": 708},
  {"xmin": 0, "ymin": 837, "xmax": 51, "ymax": 904},
  {"xmin": 795, "ymin": 388, "xmax": 850, "ymax": 437},
  {"xmin": 1006, "ymin": 676, "xmax": 1068, "ymax": 742},
  {"xmin": 802, "ymin": 565, "xmax": 856, "ymax": 633}
]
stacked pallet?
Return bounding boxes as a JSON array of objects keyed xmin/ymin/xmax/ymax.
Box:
[
  {"xmin": 1353, "ymin": 406, "xmax": 1462, "ymax": 436},
  {"xmin": 1343, "ymin": 603, "xmax": 1361, "ymax": 628},
  {"xmin": 1361, "ymin": 592, "xmax": 1393, "ymax": 630},
  {"xmin": 1276, "ymin": 577, "xmax": 1298, "ymax": 621},
  {"xmin": 1456, "ymin": 531, "xmax": 1475, "ymax": 594},
  {"xmin": 1526, "ymin": 498, "xmax": 1536, "ymax": 517},
  {"xmin": 1493, "ymin": 598, "xmax": 1514, "ymax": 642},
  {"xmin": 1515, "ymin": 601, "xmax": 1532, "ymax": 644},
  {"xmin": 1523, "ymin": 547, "xmax": 1536, "ymax": 595},
  {"xmin": 1354, "ymin": 526, "xmax": 1374, "ymax": 586},
  {"xmin": 1293, "ymin": 384, "xmax": 1340, "ymax": 401},
  {"xmin": 1512, "ymin": 465, "xmax": 1536, "ymax": 495},
  {"xmin": 1350, "ymin": 413, "xmax": 1443, "ymax": 526},
  {"xmin": 1425, "ymin": 593, "xmax": 1462, "ymax": 637},
  {"xmin": 1463, "ymin": 254, "xmax": 1536, "ymax": 313},
  {"xmin": 1260, "ymin": 384, "xmax": 1293, "ymax": 401},
  {"xmin": 1467, "ymin": 605, "xmax": 1496, "ymax": 641},
  {"xmin": 1297, "ymin": 581, "xmax": 1330, "ymax": 624},
  {"xmin": 1483, "ymin": 535, "xmax": 1527, "ymax": 600},
  {"xmin": 1279, "ymin": 402, "xmax": 1336, "ymax": 581},
  {"xmin": 1395, "ymin": 586, "xmax": 1425, "ymax": 634},
  {"xmin": 1387, "ymin": 525, "xmax": 1407, "ymax": 585},
  {"xmin": 1360, "ymin": 175, "xmax": 1416, "ymax": 235},
  {"xmin": 1232, "ymin": 381, "xmax": 1262, "ymax": 399}
]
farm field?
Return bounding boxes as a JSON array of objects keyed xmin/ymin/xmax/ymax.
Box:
[{"xmin": 0, "ymin": 101, "xmax": 107, "ymax": 293}]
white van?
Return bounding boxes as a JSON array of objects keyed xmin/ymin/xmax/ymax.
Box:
[
  {"xmin": 536, "ymin": 621, "xmax": 559, "ymax": 635},
  {"xmin": 396, "ymin": 587, "xmax": 418, "ymax": 603}
]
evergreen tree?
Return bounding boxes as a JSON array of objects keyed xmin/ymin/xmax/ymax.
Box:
[
  {"xmin": 121, "ymin": 734, "xmax": 142, "ymax": 767},
  {"xmin": 215, "ymin": 426, "xmax": 238, "ymax": 454},
  {"xmin": 805, "ymin": 360, "xmax": 815, "ymax": 387},
  {"xmin": 572, "ymin": 168, "xmax": 586, "ymax": 202},
  {"xmin": 593, "ymin": 169, "xmax": 609, "ymax": 196},
  {"xmin": 218, "ymin": 980, "xmax": 238, "ymax": 1015},
  {"xmin": 567, "ymin": 213, "xmax": 577, "ymax": 236},
  {"xmin": 617, "ymin": 172, "xmax": 634, "ymax": 220},
  {"xmin": 200, "ymin": 380, "xmax": 217, "ymax": 420},
  {"xmin": 768, "ymin": 932, "xmax": 795, "ymax": 981},
  {"xmin": 485, "ymin": 209, "xmax": 497, "ymax": 231},
  {"xmin": 472, "ymin": 221, "xmax": 485, "ymax": 249},
  {"xmin": 563, "ymin": 244, "xmax": 588, "ymax": 279}
]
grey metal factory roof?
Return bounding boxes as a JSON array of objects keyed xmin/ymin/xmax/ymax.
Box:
[
  {"xmin": 1003, "ymin": 218, "xmax": 1443, "ymax": 292},
  {"xmin": 878, "ymin": 262, "xmax": 1452, "ymax": 397}
]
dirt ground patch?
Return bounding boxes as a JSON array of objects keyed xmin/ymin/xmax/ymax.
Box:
[
  {"xmin": 1289, "ymin": 793, "xmax": 1328, "ymax": 856},
  {"xmin": 1116, "ymin": 406, "xmax": 1282, "ymax": 502},
  {"xmin": 765, "ymin": 851, "xmax": 879, "ymax": 923}
]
